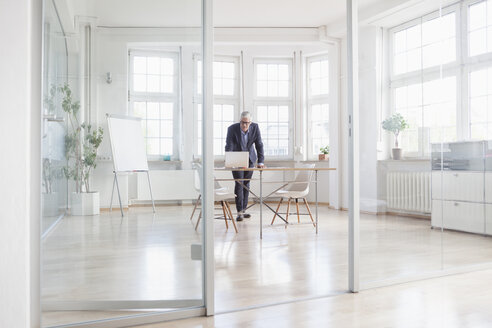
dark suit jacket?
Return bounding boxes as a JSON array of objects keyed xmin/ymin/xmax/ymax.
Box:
[{"xmin": 225, "ymin": 122, "xmax": 264, "ymax": 165}]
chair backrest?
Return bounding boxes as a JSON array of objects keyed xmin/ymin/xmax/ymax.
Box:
[
  {"xmin": 214, "ymin": 178, "xmax": 224, "ymax": 190},
  {"xmin": 286, "ymin": 164, "xmax": 315, "ymax": 192},
  {"xmin": 193, "ymin": 162, "xmax": 227, "ymax": 192},
  {"xmin": 192, "ymin": 162, "xmax": 202, "ymax": 192}
]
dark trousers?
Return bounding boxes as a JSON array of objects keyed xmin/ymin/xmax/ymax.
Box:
[{"xmin": 232, "ymin": 166, "xmax": 254, "ymax": 213}]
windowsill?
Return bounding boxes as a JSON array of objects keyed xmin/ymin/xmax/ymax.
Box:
[
  {"xmin": 148, "ymin": 160, "xmax": 182, "ymax": 163},
  {"xmin": 378, "ymin": 158, "xmax": 430, "ymax": 163},
  {"xmin": 301, "ymin": 159, "xmax": 330, "ymax": 163}
]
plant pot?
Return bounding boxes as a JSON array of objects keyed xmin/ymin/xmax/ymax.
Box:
[
  {"xmin": 71, "ymin": 191, "xmax": 100, "ymax": 216},
  {"xmin": 42, "ymin": 192, "xmax": 59, "ymax": 217},
  {"xmin": 318, "ymin": 154, "xmax": 329, "ymax": 161},
  {"xmin": 392, "ymin": 148, "xmax": 403, "ymax": 160}
]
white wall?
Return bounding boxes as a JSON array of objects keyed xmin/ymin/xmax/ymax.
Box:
[{"xmin": 0, "ymin": 0, "xmax": 41, "ymax": 327}]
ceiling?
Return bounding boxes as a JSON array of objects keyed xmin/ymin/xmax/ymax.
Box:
[
  {"xmin": 213, "ymin": 0, "xmax": 383, "ymax": 28},
  {"xmin": 68, "ymin": 0, "xmax": 394, "ymax": 28}
]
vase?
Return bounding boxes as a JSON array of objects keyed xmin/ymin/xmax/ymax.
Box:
[
  {"xmin": 71, "ymin": 191, "xmax": 100, "ymax": 216},
  {"xmin": 392, "ymin": 148, "xmax": 403, "ymax": 160},
  {"xmin": 318, "ymin": 154, "xmax": 329, "ymax": 160}
]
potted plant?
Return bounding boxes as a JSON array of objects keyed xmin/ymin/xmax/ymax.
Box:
[
  {"xmin": 319, "ymin": 145, "xmax": 330, "ymax": 160},
  {"xmin": 382, "ymin": 113, "xmax": 408, "ymax": 160},
  {"xmin": 61, "ymin": 83, "xmax": 104, "ymax": 215}
]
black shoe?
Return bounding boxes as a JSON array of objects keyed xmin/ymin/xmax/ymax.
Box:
[
  {"xmin": 236, "ymin": 214, "xmax": 244, "ymax": 222},
  {"xmin": 243, "ymin": 213, "xmax": 251, "ymax": 218}
]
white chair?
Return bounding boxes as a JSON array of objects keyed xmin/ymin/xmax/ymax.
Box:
[
  {"xmin": 191, "ymin": 163, "xmax": 238, "ymax": 233},
  {"xmin": 189, "ymin": 163, "xmax": 202, "ymax": 221},
  {"xmin": 209, "ymin": 185, "xmax": 238, "ymax": 233},
  {"xmin": 271, "ymin": 164, "xmax": 316, "ymax": 227}
]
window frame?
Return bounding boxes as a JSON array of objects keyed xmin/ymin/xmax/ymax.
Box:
[
  {"xmin": 193, "ymin": 54, "xmax": 240, "ymax": 158},
  {"xmin": 253, "ymin": 57, "xmax": 294, "ymax": 160},
  {"xmin": 128, "ymin": 49, "xmax": 181, "ymax": 161},
  {"xmin": 389, "ymin": 4, "xmax": 460, "ymax": 80},
  {"xmin": 306, "ymin": 54, "xmax": 330, "ymax": 160},
  {"xmin": 388, "ymin": 4, "xmax": 462, "ymax": 158}
]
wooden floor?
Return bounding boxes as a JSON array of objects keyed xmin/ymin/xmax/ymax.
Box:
[
  {"xmin": 133, "ymin": 267, "xmax": 492, "ymax": 328},
  {"xmin": 41, "ymin": 204, "xmax": 492, "ymax": 327}
]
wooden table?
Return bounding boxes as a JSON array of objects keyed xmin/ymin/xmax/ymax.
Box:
[{"xmin": 215, "ymin": 167, "xmax": 336, "ymax": 238}]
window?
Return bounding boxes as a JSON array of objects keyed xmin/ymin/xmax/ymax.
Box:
[
  {"xmin": 392, "ymin": 12, "xmax": 456, "ymax": 76},
  {"xmin": 256, "ymin": 105, "xmax": 289, "ymax": 156},
  {"xmin": 390, "ymin": 6, "xmax": 459, "ymax": 157},
  {"xmin": 254, "ymin": 59, "xmax": 292, "ymax": 158},
  {"xmin": 307, "ymin": 56, "xmax": 330, "ymax": 159},
  {"xmin": 468, "ymin": 0, "xmax": 492, "ymax": 56},
  {"xmin": 129, "ymin": 51, "xmax": 179, "ymax": 159},
  {"xmin": 469, "ymin": 67, "xmax": 492, "ymax": 139},
  {"xmin": 256, "ymin": 63, "xmax": 290, "ymax": 97},
  {"xmin": 195, "ymin": 56, "xmax": 239, "ymax": 156},
  {"xmin": 394, "ymin": 77, "xmax": 456, "ymax": 155}
]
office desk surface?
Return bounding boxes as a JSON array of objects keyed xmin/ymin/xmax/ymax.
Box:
[{"xmin": 215, "ymin": 167, "xmax": 336, "ymax": 171}]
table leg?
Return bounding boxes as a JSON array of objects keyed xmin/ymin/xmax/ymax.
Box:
[
  {"xmin": 260, "ymin": 170, "xmax": 263, "ymax": 239},
  {"xmin": 315, "ymin": 170, "xmax": 318, "ymax": 234}
]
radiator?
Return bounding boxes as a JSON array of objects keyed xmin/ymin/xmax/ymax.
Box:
[{"xmin": 386, "ymin": 171, "xmax": 431, "ymax": 213}]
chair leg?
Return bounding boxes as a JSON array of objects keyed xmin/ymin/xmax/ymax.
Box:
[
  {"xmin": 295, "ymin": 198, "xmax": 300, "ymax": 223},
  {"xmin": 285, "ymin": 197, "xmax": 291, "ymax": 228},
  {"xmin": 271, "ymin": 197, "xmax": 283, "ymax": 225},
  {"xmin": 190, "ymin": 194, "xmax": 201, "ymax": 221},
  {"xmin": 195, "ymin": 210, "xmax": 202, "ymax": 231},
  {"xmin": 225, "ymin": 201, "xmax": 238, "ymax": 233},
  {"xmin": 303, "ymin": 198, "xmax": 316, "ymax": 227},
  {"xmin": 221, "ymin": 201, "xmax": 229, "ymax": 229}
]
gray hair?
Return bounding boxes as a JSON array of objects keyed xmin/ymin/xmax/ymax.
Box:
[{"xmin": 241, "ymin": 111, "xmax": 252, "ymax": 121}]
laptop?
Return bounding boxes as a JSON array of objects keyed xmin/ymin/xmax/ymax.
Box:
[{"xmin": 225, "ymin": 151, "xmax": 249, "ymax": 168}]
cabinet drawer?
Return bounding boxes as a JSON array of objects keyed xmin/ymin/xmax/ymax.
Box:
[
  {"xmin": 485, "ymin": 173, "xmax": 492, "ymax": 203},
  {"xmin": 486, "ymin": 204, "xmax": 492, "ymax": 235},
  {"xmin": 432, "ymin": 200, "xmax": 485, "ymax": 234},
  {"xmin": 431, "ymin": 172, "xmax": 442, "ymax": 199},
  {"xmin": 439, "ymin": 172, "xmax": 483, "ymax": 202}
]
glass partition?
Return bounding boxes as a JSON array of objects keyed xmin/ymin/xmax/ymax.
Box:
[
  {"xmin": 41, "ymin": 0, "xmax": 68, "ymax": 236},
  {"xmin": 211, "ymin": 43, "xmax": 347, "ymax": 310},
  {"xmin": 359, "ymin": 0, "xmax": 492, "ymax": 290},
  {"xmin": 41, "ymin": 0, "xmax": 205, "ymax": 326}
]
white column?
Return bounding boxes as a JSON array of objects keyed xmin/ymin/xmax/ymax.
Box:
[
  {"xmin": 347, "ymin": 0, "xmax": 360, "ymax": 293},
  {"xmin": 202, "ymin": 0, "xmax": 215, "ymax": 316},
  {"xmin": 0, "ymin": 0, "xmax": 42, "ymax": 326}
]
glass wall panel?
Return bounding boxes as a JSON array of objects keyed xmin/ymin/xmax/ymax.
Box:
[
  {"xmin": 41, "ymin": 0, "xmax": 204, "ymax": 326},
  {"xmin": 41, "ymin": 0, "xmax": 68, "ymax": 236},
  {"xmin": 212, "ymin": 41, "xmax": 346, "ymax": 310},
  {"xmin": 359, "ymin": 1, "xmax": 492, "ymax": 290}
]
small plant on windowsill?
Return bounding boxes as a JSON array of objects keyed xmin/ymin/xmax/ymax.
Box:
[
  {"xmin": 381, "ymin": 113, "xmax": 409, "ymax": 160},
  {"xmin": 319, "ymin": 145, "xmax": 330, "ymax": 161}
]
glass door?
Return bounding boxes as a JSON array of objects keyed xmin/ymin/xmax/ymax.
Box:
[{"xmin": 41, "ymin": 0, "xmax": 208, "ymax": 326}]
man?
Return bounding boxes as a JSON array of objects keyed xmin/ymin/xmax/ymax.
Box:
[{"xmin": 225, "ymin": 111, "xmax": 265, "ymax": 221}]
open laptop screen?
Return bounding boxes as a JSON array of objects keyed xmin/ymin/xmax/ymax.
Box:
[{"xmin": 224, "ymin": 151, "xmax": 249, "ymax": 168}]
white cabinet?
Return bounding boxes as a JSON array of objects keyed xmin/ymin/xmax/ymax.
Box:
[
  {"xmin": 432, "ymin": 200, "xmax": 485, "ymax": 234},
  {"xmin": 431, "ymin": 140, "xmax": 491, "ymax": 235}
]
